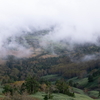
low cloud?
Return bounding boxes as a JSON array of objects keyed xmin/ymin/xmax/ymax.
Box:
[{"xmin": 0, "ymin": 0, "xmax": 100, "ymax": 57}]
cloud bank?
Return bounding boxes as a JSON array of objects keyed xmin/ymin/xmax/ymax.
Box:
[{"xmin": 0, "ymin": 0, "xmax": 100, "ymax": 57}]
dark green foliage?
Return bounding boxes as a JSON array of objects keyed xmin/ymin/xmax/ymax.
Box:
[
  {"xmin": 43, "ymin": 95, "xmax": 48, "ymax": 100},
  {"xmin": 93, "ymin": 69, "xmax": 100, "ymax": 77},
  {"xmin": 69, "ymin": 80, "xmax": 74, "ymax": 86},
  {"xmin": 2, "ymin": 85, "xmax": 17, "ymax": 96},
  {"xmin": 88, "ymin": 75, "xmax": 94, "ymax": 82},
  {"xmin": 19, "ymin": 83, "xmax": 26, "ymax": 95},
  {"xmin": 98, "ymin": 91, "xmax": 100, "ymax": 97},
  {"xmin": 73, "ymin": 83, "xmax": 79, "ymax": 88},
  {"xmin": 55, "ymin": 80, "xmax": 68, "ymax": 93},
  {"xmin": 25, "ymin": 77, "xmax": 39, "ymax": 94},
  {"xmin": 42, "ymin": 81, "xmax": 54, "ymax": 100},
  {"xmin": 43, "ymin": 93, "xmax": 53, "ymax": 100},
  {"xmin": 55, "ymin": 80, "xmax": 75, "ymax": 97}
]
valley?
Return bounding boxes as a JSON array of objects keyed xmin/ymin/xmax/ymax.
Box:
[{"xmin": 0, "ymin": 31, "xmax": 100, "ymax": 99}]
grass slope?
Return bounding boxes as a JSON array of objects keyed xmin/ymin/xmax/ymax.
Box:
[
  {"xmin": 30, "ymin": 92, "xmax": 95, "ymax": 100},
  {"xmin": 41, "ymin": 74, "xmax": 62, "ymax": 83},
  {"xmin": 68, "ymin": 76, "xmax": 100, "ymax": 89}
]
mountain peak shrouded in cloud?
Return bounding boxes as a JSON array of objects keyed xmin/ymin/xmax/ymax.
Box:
[{"xmin": 0, "ymin": 0, "xmax": 100, "ymax": 57}]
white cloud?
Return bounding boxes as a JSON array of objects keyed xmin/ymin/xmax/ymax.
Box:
[{"xmin": 0, "ymin": 0, "xmax": 100, "ymax": 56}]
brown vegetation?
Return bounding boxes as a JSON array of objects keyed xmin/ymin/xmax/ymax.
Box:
[{"xmin": 3, "ymin": 93, "xmax": 39, "ymax": 100}]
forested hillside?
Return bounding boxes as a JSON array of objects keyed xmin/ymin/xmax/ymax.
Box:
[{"xmin": 0, "ymin": 32, "xmax": 100, "ymax": 100}]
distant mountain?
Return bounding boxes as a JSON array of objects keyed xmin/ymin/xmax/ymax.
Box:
[{"xmin": 2, "ymin": 30, "xmax": 100, "ymax": 61}]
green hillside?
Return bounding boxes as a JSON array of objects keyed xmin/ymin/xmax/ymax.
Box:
[{"xmin": 31, "ymin": 92, "xmax": 95, "ymax": 100}]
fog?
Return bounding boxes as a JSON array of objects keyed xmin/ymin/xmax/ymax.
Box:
[{"xmin": 0, "ymin": 0, "xmax": 100, "ymax": 57}]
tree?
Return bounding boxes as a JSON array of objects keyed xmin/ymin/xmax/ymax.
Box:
[
  {"xmin": 55, "ymin": 80, "xmax": 75, "ymax": 97},
  {"xmin": 2, "ymin": 85, "xmax": 16, "ymax": 96},
  {"xmin": 19, "ymin": 83, "xmax": 26, "ymax": 95},
  {"xmin": 42, "ymin": 81, "xmax": 53, "ymax": 100},
  {"xmin": 69, "ymin": 80, "xmax": 73, "ymax": 86},
  {"xmin": 55, "ymin": 80, "xmax": 68, "ymax": 93},
  {"xmin": 88, "ymin": 75, "xmax": 94, "ymax": 82},
  {"xmin": 25, "ymin": 77, "xmax": 39, "ymax": 94},
  {"xmin": 98, "ymin": 91, "xmax": 100, "ymax": 97}
]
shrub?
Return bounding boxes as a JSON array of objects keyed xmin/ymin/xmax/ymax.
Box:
[{"xmin": 3, "ymin": 92, "xmax": 38, "ymax": 100}]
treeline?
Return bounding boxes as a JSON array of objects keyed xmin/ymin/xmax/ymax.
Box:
[
  {"xmin": 1, "ymin": 55, "xmax": 70, "ymax": 82},
  {"xmin": 2, "ymin": 77, "xmax": 75, "ymax": 100},
  {"xmin": 48, "ymin": 59, "xmax": 100, "ymax": 79},
  {"xmin": 1, "ymin": 55, "xmax": 100, "ymax": 83}
]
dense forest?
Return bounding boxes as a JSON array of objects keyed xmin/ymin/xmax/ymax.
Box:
[{"xmin": 0, "ymin": 53, "xmax": 100, "ymax": 85}]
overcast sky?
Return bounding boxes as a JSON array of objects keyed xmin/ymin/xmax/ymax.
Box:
[{"xmin": 0, "ymin": 0, "xmax": 100, "ymax": 46}]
